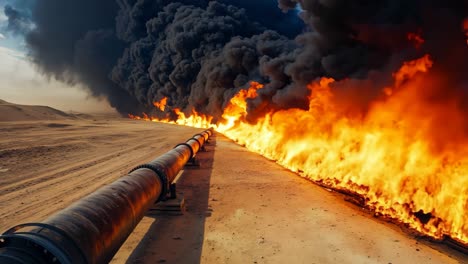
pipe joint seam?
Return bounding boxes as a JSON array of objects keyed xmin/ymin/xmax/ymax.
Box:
[
  {"xmin": 205, "ymin": 129, "xmax": 214, "ymax": 136},
  {"xmin": 174, "ymin": 143, "xmax": 194, "ymax": 158},
  {"xmin": 129, "ymin": 165, "xmax": 168, "ymax": 202},
  {"xmin": 188, "ymin": 137, "xmax": 202, "ymax": 149},
  {"xmin": 193, "ymin": 133, "xmax": 209, "ymax": 141}
]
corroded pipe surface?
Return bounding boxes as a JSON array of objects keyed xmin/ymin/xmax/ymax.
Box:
[{"xmin": 0, "ymin": 129, "xmax": 213, "ymax": 264}]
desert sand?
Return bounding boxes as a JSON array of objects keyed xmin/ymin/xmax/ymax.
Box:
[
  {"xmin": 0, "ymin": 104, "xmax": 466, "ymax": 263},
  {"xmin": 0, "ymin": 118, "xmax": 200, "ymax": 230}
]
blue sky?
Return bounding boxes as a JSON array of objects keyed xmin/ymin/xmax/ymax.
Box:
[{"xmin": 0, "ymin": 0, "xmax": 28, "ymax": 50}]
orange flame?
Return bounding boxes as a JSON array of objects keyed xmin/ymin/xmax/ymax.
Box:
[
  {"xmin": 130, "ymin": 56, "xmax": 468, "ymax": 245},
  {"xmin": 128, "ymin": 112, "xmax": 152, "ymax": 121},
  {"xmin": 153, "ymin": 97, "xmax": 168, "ymax": 111},
  {"xmin": 220, "ymin": 82, "xmax": 263, "ymax": 129},
  {"xmin": 407, "ymin": 31, "xmax": 425, "ymax": 49},
  {"xmin": 128, "ymin": 114, "xmax": 140, "ymax": 120},
  {"xmin": 173, "ymin": 108, "xmax": 213, "ymax": 128}
]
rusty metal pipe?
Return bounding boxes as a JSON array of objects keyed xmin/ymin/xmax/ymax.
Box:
[
  {"xmin": 195, "ymin": 134, "xmax": 206, "ymax": 145},
  {"xmin": 0, "ymin": 129, "xmax": 213, "ymax": 264},
  {"xmin": 205, "ymin": 128, "xmax": 214, "ymax": 137},
  {"xmin": 194, "ymin": 131, "xmax": 209, "ymax": 142}
]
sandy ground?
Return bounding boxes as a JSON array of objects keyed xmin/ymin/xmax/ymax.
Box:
[
  {"xmin": 0, "ymin": 118, "xmax": 466, "ymax": 263},
  {"xmin": 0, "ymin": 119, "xmax": 200, "ymax": 231}
]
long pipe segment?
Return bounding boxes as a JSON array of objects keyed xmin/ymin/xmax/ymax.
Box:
[{"xmin": 0, "ymin": 128, "xmax": 214, "ymax": 264}]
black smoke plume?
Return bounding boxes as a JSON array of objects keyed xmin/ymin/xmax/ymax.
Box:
[
  {"xmin": 20, "ymin": 0, "xmax": 468, "ymax": 118},
  {"xmin": 22, "ymin": 0, "xmax": 303, "ymax": 115},
  {"xmin": 25, "ymin": 0, "xmax": 145, "ymax": 113},
  {"xmin": 259, "ymin": 0, "xmax": 468, "ymax": 118}
]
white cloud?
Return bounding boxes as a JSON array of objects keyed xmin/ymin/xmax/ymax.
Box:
[
  {"xmin": 0, "ymin": 46, "xmax": 24, "ymax": 60},
  {"xmin": 0, "ymin": 6, "xmax": 6, "ymax": 23},
  {"xmin": 0, "ymin": 33, "xmax": 5, "ymax": 40}
]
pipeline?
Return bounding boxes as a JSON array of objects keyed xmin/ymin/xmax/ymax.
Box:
[{"xmin": 0, "ymin": 128, "xmax": 214, "ymax": 264}]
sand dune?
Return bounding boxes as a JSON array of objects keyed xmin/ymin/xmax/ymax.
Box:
[{"xmin": 0, "ymin": 99, "xmax": 75, "ymax": 122}]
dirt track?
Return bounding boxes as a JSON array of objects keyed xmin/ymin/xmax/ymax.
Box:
[{"xmin": 0, "ymin": 119, "xmax": 466, "ymax": 263}]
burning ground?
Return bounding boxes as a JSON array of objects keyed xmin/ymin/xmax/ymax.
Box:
[{"xmin": 8, "ymin": 0, "xmax": 468, "ymax": 248}]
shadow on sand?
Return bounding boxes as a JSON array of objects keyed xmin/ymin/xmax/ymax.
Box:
[{"xmin": 126, "ymin": 135, "xmax": 217, "ymax": 264}]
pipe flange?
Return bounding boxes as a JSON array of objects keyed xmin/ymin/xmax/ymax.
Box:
[
  {"xmin": 193, "ymin": 133, "xmax": 208, "ymax": 141},
  {"xmin": 188, "ymin": 137, "xmax": 203, "ymax": 149},
  {"xmin": 174, "ymin": 143, "xmax": 194, "ymax": 158},
  {"xmin": 204, "ymin": 129, "xmax": 214, "ymax": 136},
  {"xmin": 129, "ymin": 164, "xmax": 168, "ymax": 202}
]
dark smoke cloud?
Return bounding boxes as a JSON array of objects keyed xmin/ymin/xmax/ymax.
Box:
[
  {"xmin": 111, "ymin": 2, "xmax": 277, "ymax": 117},
  {"xmin": 18, "ymin": 0, "xmax": 468, "ymax": 118},
  {"xmin": 4, "ymin": 5, "xmax": 33, "ymax": 35},
  {"xmin": 189, "ymin": 30, "xmax": 297, "ymax": 118},
  {"xmin": 115, "ymin": 0, "xmax": 210, "ymax": 43},
  {"xmin": 26, "ymin": 0, "xmax": 144, "ymax": 114},
  {"xmin": 219, "ymin": 0, "xmax": 303, "ymax": 38},
  {"xmin": 246, "ymin": 0, "xmax": 468, "ymax": 118},
  {"xmin": 21, "ymin": 0, "xmax": 303, "ymax": 115},
  {"xmin": 114, "ymin": 0, "xmax": 303, "ymax": 42}
]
